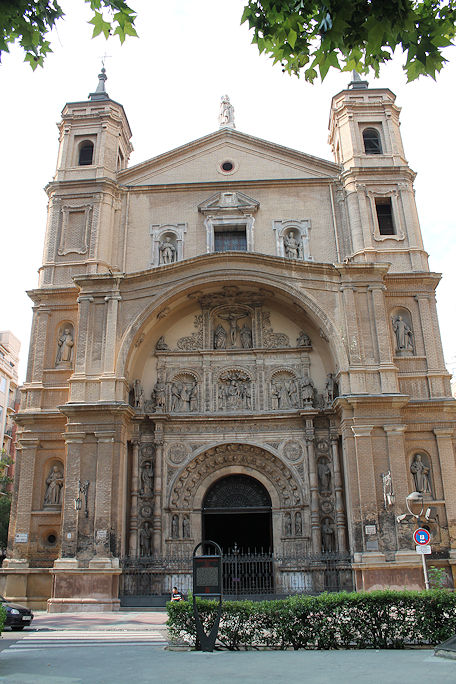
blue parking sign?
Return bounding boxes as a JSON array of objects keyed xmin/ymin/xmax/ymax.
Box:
[{"xmin": 413, "ymin": 528, "xmax": 431, "ymax": 545}]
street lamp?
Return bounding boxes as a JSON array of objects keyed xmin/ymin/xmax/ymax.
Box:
[
  {"xmin": 403, "ymin": 491, "xmax": 430, "ymax": 590},
  {"xmin": 74, "ymin": 480, "xmax": 89, "ymax": 518}
]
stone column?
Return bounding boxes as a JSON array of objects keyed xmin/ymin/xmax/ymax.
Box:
[
  {"xmin": 304, "ymin": 419, "xmax": 320, "ymax": 553},
  {"xmin": 152, "ymin": 425, "xmax": 164, "ymax": 555},
  {"xmin": 433, "ymin": 428, "xmax": 456, "ymax": 552},
  {"xmin": 128, "ymin": 440, "xmax": 140, "ymax": 557},
  {"xmin": 10, "ymin": 437, "xmax": 39, "ymax": 561},
  {"xmin": 60, "ymin": 432, "xmax": 85, "ymax": 559},
  {"xmin": 330, "ymin": 435, "xmax": 347, "ymax": 552},
  {"xmin": 93, "ymin": 431, "xmax": 116, "ymax": 559},
  {"xmin": 74, "ymin": 295, "xmax": 93, "ymax": 375},
  {"xmin": 351, "ymin": 425, "xmax": 382, "ymax": 557}
]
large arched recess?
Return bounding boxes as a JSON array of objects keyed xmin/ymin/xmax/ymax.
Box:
[{"xmin": 116, "ymin": 258, "xmax": 349, "ymax": 380}]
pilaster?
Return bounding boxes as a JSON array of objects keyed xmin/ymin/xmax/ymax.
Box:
[
  {"xmin": 60, "ymin": 432, "xmax": 85, "ymax": 558},
  {"xmin": 434, "ymin": 428, "xmax": 456, "ymax": 550}
]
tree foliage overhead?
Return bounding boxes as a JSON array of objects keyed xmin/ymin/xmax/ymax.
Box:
[
  {"xmin": 0, "ymin": 0, "xmax": 137, "ymax": 69},
  {"xmin": 241, "ymin": 1, "xmax": 456, "ymax": 81}
]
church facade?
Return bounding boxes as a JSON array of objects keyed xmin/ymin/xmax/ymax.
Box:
[{"xmin": 3, "ymin": 72, "xmax": 456, "ymax": 610}]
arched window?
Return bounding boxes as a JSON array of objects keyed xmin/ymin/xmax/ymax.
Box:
[
  {"xmin": 363, "ymin": 128, "xmax": 382, "ymax": 154},
  {"xmin": 78, "ymin": 141, "xmax": 94, "ymax": 166}
]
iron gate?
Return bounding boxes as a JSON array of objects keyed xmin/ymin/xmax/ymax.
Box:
[{"xmin": 119, "ymin": 552, "xmax": 353, "ymax": 602}]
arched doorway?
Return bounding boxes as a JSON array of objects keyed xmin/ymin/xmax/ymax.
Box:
[{"xmin": 202, "ymin": 474, "xmax": 272, "ymax": 553}]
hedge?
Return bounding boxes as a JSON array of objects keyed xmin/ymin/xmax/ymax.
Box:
[
  {"xmin": 167, "ymin": 590, "xmax": 456, "ymax": 650},
  {"xmin": 0, "ymin": 604, "xmax": 5, "ymax": 635}
]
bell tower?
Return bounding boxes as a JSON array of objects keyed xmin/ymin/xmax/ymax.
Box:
[
  {"xmin": 328, "ymin": 74, "xmax": 428, "ymax": 272},
  {"xmin": 39, "ymin": 68, "xmax": 133, "ymax": 287}
]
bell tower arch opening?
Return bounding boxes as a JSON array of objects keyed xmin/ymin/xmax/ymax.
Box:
[{"xmin": 202, "ymin": 474, "xmax": 272, "ymax": 553}]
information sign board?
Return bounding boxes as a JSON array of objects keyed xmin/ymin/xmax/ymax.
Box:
[
  {"xmin": 193, "ymin": 555, "xmax": 222, "ymax": 596},
  {"xmin": 416, "ymin": 545, "xmax": 431, "ymax": 555},
  {"xmin": 413, "ymin": 528, "xmax": 430, "ymax": 545}
]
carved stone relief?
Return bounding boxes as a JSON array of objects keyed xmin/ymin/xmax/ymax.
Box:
[
  {"xmin": 177, "ymin": 314, "xmax": 203, "ymax": 351},
  {"xmin": 170, "ymin": 375, "xmax": 198, "ymax": 413},
  {"xmin": 217, "ymin": 370, "xmax": 252, "ymax": 411},
  {"xmin": 282, "ymin": 439, "xmax": 303, "ymax": 462},
  {"xmin": 170, "ymin": 444, "xmax": 302, "ymax": 510},
  {"xmin": 167, "ymin": 443, "xmax": 188, "ymax": 465},
  {"xmin": 262, "ymin": 312, "xmax": 290, "ymax": 349},
  {"xmin": 271, "ymin": 372, "xmax": 298, "ymax": 410},
  {"xmin": 213, "ymin": 306, "xmax": 252, "ymax": 349}
]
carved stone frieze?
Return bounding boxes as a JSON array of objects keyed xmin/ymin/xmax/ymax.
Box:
[{"xmin": 170, "ymin": 444, "xmax": 302, "ymax": 509}]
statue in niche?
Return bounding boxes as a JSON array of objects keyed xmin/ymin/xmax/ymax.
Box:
[
  {"xmin": 155, "ymin": 336, "xmax": 169, "ymax": 351},
  {"xmin": 171, "ymin": 382, "xmax": 183, "ymax": 411},
  {"xmin": 151, "ymin": 374, "xmax": 166, "ymax": 412},
  {"xmin": 214, "ymin": 324, "xmax": 227, "ymax": 349},
  {"xmin": 322, "ymin": 519, "xmax": 335, "ymax": 553},
  {"xmin": 140, "ymin": 461, "xmax": 154, "ymax": 497},
  {"xmin": 284, "ymin": 231, "xmax": 301, "ymax": 259},
  {"xmin": 171, "ymin": 514, "xmax": 179, "ymax": 539},
  {"xmin": 299, "ymin": 375, "xmax": 315, "ymax": 406},
  {"xmin": 219, "ymin": 94, "xmax": 235, "ymax": 127},
  {"xmin": 410, "ymin": 454, "xmax": 432, "ymax": 494},
  {"xmin": 159, "ymin": 236, "xmax": 177, "ymax": 264},
  {"xmin": 139, "ymin": 521, "xmax": 152, "ymax": 556},
  {"xmin": 284, "ymin": 512, "xmax": 292, "ymax": 536},
  {"xmin": 325, "ymin": 373, "xmax": 335, "ymax": 405},
  {"xmin": 295, "ymin": 511, "xmax": 302, "ymax": 536},
  {"xmin": 392, "ymin": 315, "xmax": 414, "ymax": 353},
  {"xmin": 182, "ymin": 514, "xmax": 190, "ymax": 539},
  {"xmin": 55, "ymin": 327, "xmax": 74, "ymax": 365},
  {"xmin": 133, "ymin": 379, "xmax": 143, "ymax": 408},
  {"xmin": 44, "ymin": 464, "xmax": 64, "ymax": 506},
  {"xmin": 272, "ymin": 380, "xmax": 290, "ymax": 410},
  {"xmin": 318, "ymin": 460, "xmax": 332, "ymax": 492},
  {"xmin": 189, "ymin": 383, "xmax": 198, "ymax": 412},
  {"xmin": 297, "ymin": 331, "xmax": 311, "ymax": 347},
  {"xmin": 287, "ymin": 379, "xmax": 298, "ymax": 407},
  {"xmin": 217, "ymin": 310, "xmax": 248, "ymax": 346},
  {"xmin": 240, "ymin": 324, "xmax": 253, "ymax": 349}
]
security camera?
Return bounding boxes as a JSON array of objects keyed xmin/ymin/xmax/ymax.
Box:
[{"xmin": 396, "ymin": 514, "xmax": 407, "ymax": 523}]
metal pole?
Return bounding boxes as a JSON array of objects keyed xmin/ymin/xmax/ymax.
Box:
[{"xmin": 421, "ymin": 552, "xmax": 430, "ymax": 590}]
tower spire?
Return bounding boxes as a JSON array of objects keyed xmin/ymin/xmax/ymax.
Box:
[
  {"xmin": 347, "ymin": 70, "xmax": 369, "ymax": 90},
  {"xmin": 89, "ymin": 66, "xmax": 110, "ymax": 101}
]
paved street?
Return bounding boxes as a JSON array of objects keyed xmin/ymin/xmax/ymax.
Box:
[{"xmin": 0, "ymin": 611, "xmax": 454, "ymax": 683}]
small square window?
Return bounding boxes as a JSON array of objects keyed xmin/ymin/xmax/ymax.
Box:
[
  {"xmin": 375, "ymin": 198, "xmax": 395, "ymax": 235},
  {"xmin": 214, "ymin": 226, "xmax": 247, "ymax": 252}
]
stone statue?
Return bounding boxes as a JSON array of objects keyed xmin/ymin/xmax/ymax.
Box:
[
  {"xmin": 240, "ymin": 324, "xmax": 252, "ymax": 349},
  {"xmin": 299, "ymin": 376, "xmax": 315, "ymax": 406},
  {"xmin": 322, "ymin": 519, "xmax": 335, "ymax": 553},
  {"xmin": 296, "ymin": 331, "xmax": 311, "ymax": 347},
  {"xmin": 287, "ymin": 379, "xmax": 298, "ymax": 408},
  {"xmin": 155, "ymin": 336, "xmax": 169, "ymax": 351},
  {"xmin": 140, "ymin": 461, "xmax": 154, "ymax": 497},
  {"xmin": 325, "ymin": 373, "xmax": 335, "ymax": 405},
  {"xmin": 171, "ymin": 382, "xmax": 182, "ymax": 412},
  {"xmin": 294, "ymin": 511, "xmax": 302, "ymax": 536},
  {"xmin": 381, "ymin": 470, "xmax": 394, "ymax": 508},
  {"xmin": 284, "ymin": 512, "xmax": 292, "ymax": 536},
  {"xmin": 410, "ymin": 454, "xmax": 432, "ymax": 494},
  {"xmin": 139, "ymin": 521, "xmax": 152, "ymax": 556},
  {"xmin": 159, "ymin": 237, "xmax": 177, "ymax": 265},
  {"xmin": 44, "ymin": 465, "xmax": 64, "ymax": 506},
  {"xmin": 180, "ymin": 383, "xmax": 191, "ymax": 412},
  {"xmin": 318, "ymin": 460, "xmax": 331, "ymax": 492},
  {"xmin": 218, "ymin": 310, "xmax": 247, "ymax": 346},
  {"xmin": 133, "ymin": 379, "xmax": 143, "ymax": 408},
  {"xmin": 189, "ymin": 382, "xmax": 198, "ymax": 412},
  {"xmin": 219, "ymin": 94, "xmax": 235, "ymax": 127},
  {"xmin": 182, "ymin": 514, "xmax": 190, "ymax": 539},
  {"xmin": 55, "ymin": 328, "xmax": 74, "ymax": 365},
  {"xmin": 392, "ymin": 315, "xmax": 414, "ymax": 353},
  {"xmin": 214, "ymin": 324, "xmax": 227, "ymax": 349},
  {"xmin": 284, "ymin": 231, "xmax": 301, "ymax": 259},
  {"xmin": 151, "ymin": 375, "xmax": 166, "ymax": 411},
  {"xmin": 171, "ymin": 514, "xmax": 179, "ymax": 538}
]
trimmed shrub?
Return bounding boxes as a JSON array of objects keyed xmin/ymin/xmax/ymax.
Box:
[
  {"xmin": 0, "ymin": 603, "xmax": 5, "ymax": 635},
  {"xmin": 167, "ymin": 590, "xmax": 456, "ymax": 650}
]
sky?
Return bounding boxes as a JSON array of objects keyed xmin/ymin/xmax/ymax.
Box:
[{"xmin": 1, "ymin": 0, "xmax": 456, "ymax": 383}]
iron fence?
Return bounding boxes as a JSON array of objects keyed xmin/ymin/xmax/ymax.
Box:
[{"xmin": 119, "ymin": 552, "xmax": 353, "ymax": 601}]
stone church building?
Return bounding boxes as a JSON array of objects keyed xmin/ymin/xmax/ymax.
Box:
[{"xmin": 3, "ymin": 71, "xmax": 456, "ymax": 610}]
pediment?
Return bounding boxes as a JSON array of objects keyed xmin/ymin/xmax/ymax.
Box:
[
  {"xmin": 198, "ymin": 191, "xmax": 259, "ymax": 215},
  {"xmin": 118, "ymin": 128, "xmax": 339, "ymax": 187}
]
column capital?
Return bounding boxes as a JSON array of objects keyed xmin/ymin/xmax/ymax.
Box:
[
  {"xmin": 104, "ymin": 294, "xmax": 122, "ymax": 303},
  {"xmin": 384, "ymin": 424, "xmax": 407, "ymax": 435},
  {"xmin": 64, "ymin": 432, "xmax": 86, "ymax": 443},
  {"xmin": 433, "ymin": 427, "xmax": 454, "ymax": 438},
  {"xmin": 351, "ymin": 425, "xmax": 374, "ymax": 438},
  {"xmin": 18, "ymin": 438, "xmax": 40, "ymax": 449},
  {"xmin": 95, "ymin": 431, "xmax": 115, "ymax": 443},
  {"xmin": 77, "ymin": 295, "xmax": 94, "ymax": 304}
]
